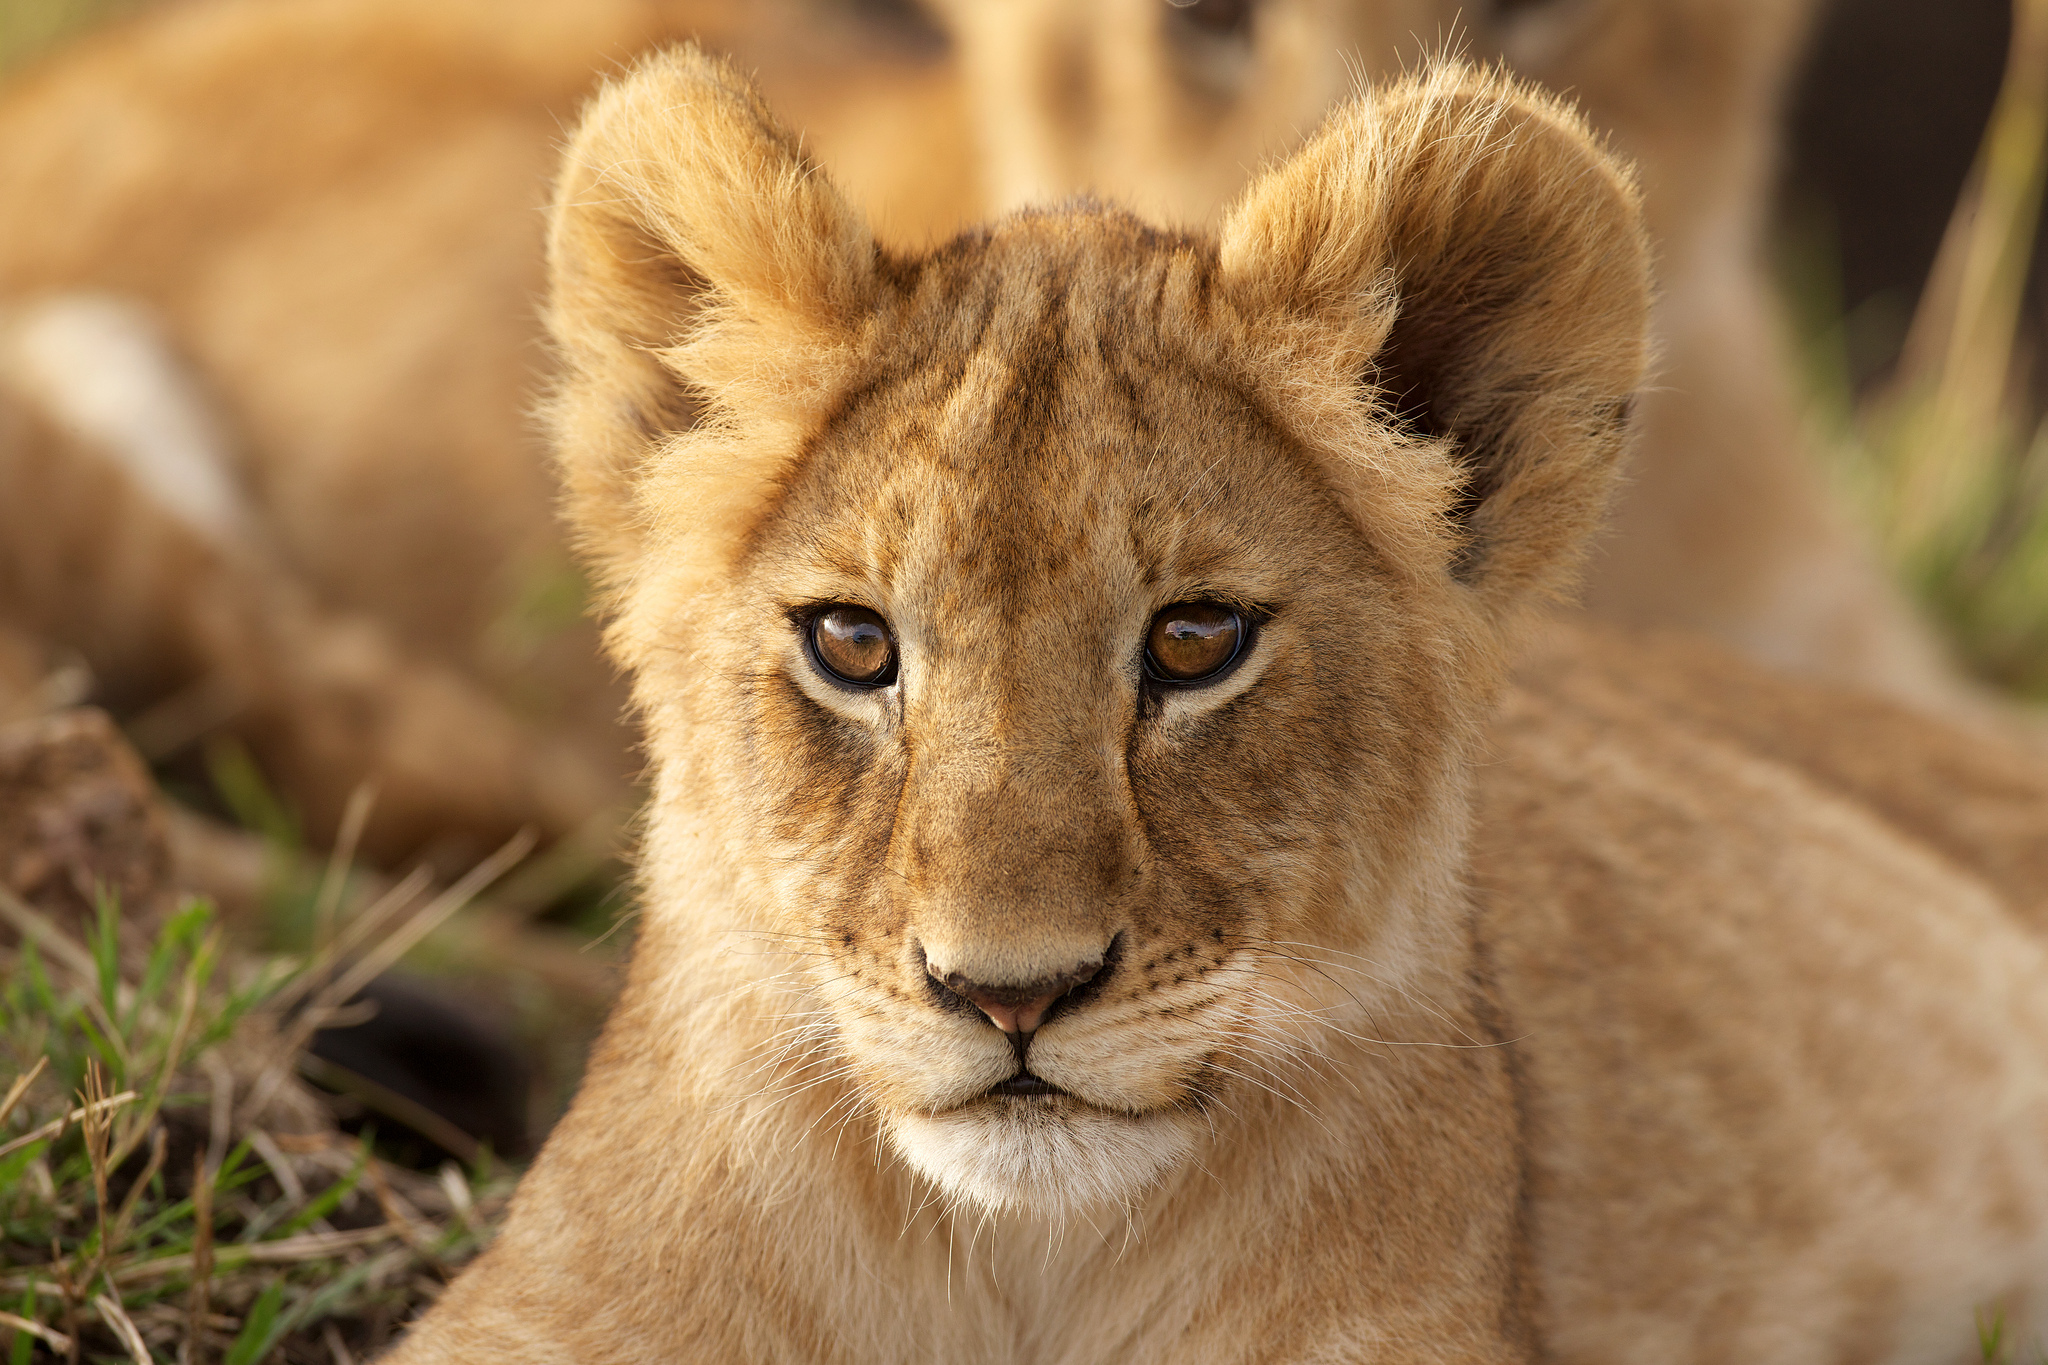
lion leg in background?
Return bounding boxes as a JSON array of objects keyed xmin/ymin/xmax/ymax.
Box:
[
  {"xmin": 1580, "ymin": 258, "xmax": 1960, "ymax": 705},
  {"xmin": 1513, "ymin": 0, "xmax": 1968, "ymax": 708},
  {"xmin": 0, "ymin": 295, "xmax": 621, "ymax": 862}
]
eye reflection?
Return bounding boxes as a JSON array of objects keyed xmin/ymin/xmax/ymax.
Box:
[
  {"xmin": 809, "ymin": 605, "xmax": 898, "ymax": 687},
  {"xmin": 1144, "ymin": 602, "xmax": 1245, "ymax": 683}
]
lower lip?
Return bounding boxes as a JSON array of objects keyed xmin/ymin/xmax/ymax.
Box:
[{"xmin": 987, "ymin": 1072, "xmax": 1065, "ymax": 1098}]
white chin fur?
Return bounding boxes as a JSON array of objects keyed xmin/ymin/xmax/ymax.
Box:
[{"xmin": 890, "ymin": 1102, "xmax": 1200, "ymax": 1219}]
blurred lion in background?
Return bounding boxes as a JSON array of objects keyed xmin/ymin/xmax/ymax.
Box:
[
  {"xmin": 935, "ymin": 0, "xmax": 1957, "ymax": 698},
  {"xmin": 0, "ymin": 0, "xmax": 1967, "ymax": 867},
  {"xmin": 0, "ymin": 0, "xmax": 977, "ymax": 863}
]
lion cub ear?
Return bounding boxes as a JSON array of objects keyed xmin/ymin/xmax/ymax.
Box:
[
  {"xmin": 545, "ymin": 45, "xmax": 878, "ymax": 595},
  {"xmin": 1218, "ymin": 66, "xmax": 1653, "ymax": 617}
]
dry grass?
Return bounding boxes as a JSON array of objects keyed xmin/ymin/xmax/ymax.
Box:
[{"xmin": 0, "ymin": 825, "xmax": 531, "ymax": 1364}]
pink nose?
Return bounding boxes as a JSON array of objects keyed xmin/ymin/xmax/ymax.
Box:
[
  {"xmin": 953, "ymin": 986, "xmax": 1064, "ymax": 1036},
  {"xmin": 927, "ymin": 957, "xmax": 1104, "ymax": 1036}
]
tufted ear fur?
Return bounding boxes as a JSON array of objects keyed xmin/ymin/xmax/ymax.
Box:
[
  {"xmin": 1218, "ymin": 65, "xmax": 1653, "ymax": 616},
  {"xmin": 545, "ymin": 45, "xmax": 879, "ymax": 615}
]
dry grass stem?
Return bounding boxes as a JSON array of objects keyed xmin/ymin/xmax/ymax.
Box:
[
  {"xmin": 186, "ymin": 1149, "xmax": 215, "ymax": 1363},
  {"xmin": 313, "ymin": 782, "xmax": 379, "ymax": 952},
  {"xmin": 323, "ymin": 1319, "xmax": 359, "ymax": 1364},
  {"xmin": 0, "ymin": 879, "xmax": 98, "ymax": 978},
  {"xmin": 244, "ymin": 828, "xmax": 535, "ymax": 1123},
  {"xmin": 3, "ymin": 817, "xmax": 529, "ymax": 1359},
  {"xmin": 249, "ymin": 1128, "xmax": 308, "ymax": 1204},
  {"xmin": 0, "ymin": 1308, "xmax": 74, "ymax": 1354},
  {"xmin": 93, "ymin": 1292, "xmax": 153, "ymax": 1365},
  {"xmin": 265, "ymin": 866, "xmax": 431, "ymax": 1019},
  {"xmin": 0, "ymin": 1054, "xmax": 50, "ymax": 1127},
  {"xmin": 1812, "ymin": 0, "xmax": 2048, "ymax": 695},
  {"xmin": 0, "ymin": 1088, "xmax": 138, "ymax": 1160}
]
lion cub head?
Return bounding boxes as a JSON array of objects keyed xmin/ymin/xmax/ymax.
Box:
[{"xmin": 545, "ymin": 48, "xmax": 1648, "ymax": 1218}]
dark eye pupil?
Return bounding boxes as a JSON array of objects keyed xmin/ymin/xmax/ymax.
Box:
[
  {"xmin": 811, "ymin": 606, "xmax": 897, "ymax": 686},
  {"xmin": 1145, "ymin": 602, "xmax": 1244, "ymax": 682}
]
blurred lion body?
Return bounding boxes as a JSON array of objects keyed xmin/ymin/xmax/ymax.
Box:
[
  {"xmin": 0, "ymin": 0, "xmax": 977, "ymax": 853},
  {"xmin": 384, "ymin": 51, "xmax": 2048, "ymax": 1363}
]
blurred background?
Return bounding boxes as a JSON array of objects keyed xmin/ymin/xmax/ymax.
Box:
[{"xmin": 0, "ymin": 0, "xmax": 2044, "ymax": 1358}]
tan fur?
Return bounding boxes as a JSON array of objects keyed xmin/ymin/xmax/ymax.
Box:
[
  {"xmin": 389, "ymin": 51, "xmax": 2048, "ymax": 1362},
  {"xmin": 0, "ymin": 0, "xmax": 978, "ymax": 849},
  {"xmin": 932, "ymin": 0, "xmax": 1962, "ymax": 707},
  {"xmin": 0, "ymin": 0, "xmax": 1973, "ymax": 863},
  {"xmin": 0, "ymin": 298, "xmax": 611, "ymax": 859}
]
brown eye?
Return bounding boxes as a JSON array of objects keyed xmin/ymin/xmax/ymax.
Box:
[
  {"xmin": 1144, "ymin": 602, "xmax": 1246, "ymax": 683},
  {"xmin": 809, "ymin": 605, "xmax": 898, "ymax": 687}
]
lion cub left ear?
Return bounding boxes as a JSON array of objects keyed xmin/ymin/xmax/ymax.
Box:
[
  {"xmin": 546, "ymin": 45, "xmax": 879, "ymax": 596},
  {"xmin": 1218, "ymin": 65, "xmax": 1653, "ymax": 619}
]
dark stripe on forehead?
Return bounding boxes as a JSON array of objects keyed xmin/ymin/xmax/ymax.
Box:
[
  {"xmin": 740, "ymin": 209, "xmax": 1230, "ymax": 577},
  {"xmin": 987, "ymin": 264, "xmax": 1075, "ymax": 477}
]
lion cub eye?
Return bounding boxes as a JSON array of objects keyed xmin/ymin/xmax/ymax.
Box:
[
  {"xmin": 808, "ymin": 605, "xmax": 899, "ymax": 687},
  {"xmin": 1144, "ymin": 602, "xmax": 1246, "ymax": 683}
]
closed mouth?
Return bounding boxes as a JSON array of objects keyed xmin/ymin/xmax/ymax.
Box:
[{"xmin": 987, "ymin": 1070, "xmax": 1066, "ymax": 1098}]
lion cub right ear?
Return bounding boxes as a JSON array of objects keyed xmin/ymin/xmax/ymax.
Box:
[
  {"xmin": 1218, "ymin": 66, "xmax": 1653, "ymax": 624},
  {"xmin": 546, "ymin": 46, "xmax": 879, "ymax": 600}
]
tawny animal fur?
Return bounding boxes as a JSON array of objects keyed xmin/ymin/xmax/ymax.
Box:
[
  {"xmin": 0, "ymin": 298, "xmax": 610, "ymax": 855},
  {"xmin": 0, "ymin": 0, "xmax": 1973, "ymax": 863},
  {"xmin": 934, "ymin": 0, "xmax": 1960, "ymax": 706},
  {"xmin": 388, "ymin": 50, "xmax": 2048, "ymax": 1363},
  {"xmin": 0, "ymin": 0, "xmax": 977, "ymax": 854}
]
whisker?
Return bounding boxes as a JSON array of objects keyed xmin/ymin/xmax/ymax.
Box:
[{"xmin": 1258, "ymin": 938, "xmax": 1490, "ymax": 1044}]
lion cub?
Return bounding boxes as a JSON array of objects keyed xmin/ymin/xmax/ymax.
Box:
[{"xmin": 389, "ymin": 49, "xmax": 2048, "ymax": 1363}]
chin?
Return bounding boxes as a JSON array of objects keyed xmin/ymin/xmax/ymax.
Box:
[{"xmin": 888, "ymin": 1097, "xmax": 1202, "ymax": 1221}]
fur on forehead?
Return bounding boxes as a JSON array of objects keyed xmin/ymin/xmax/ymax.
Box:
[{"xmin": 545, "ymin": 48, "xmax": 1650, "ymax": 675}]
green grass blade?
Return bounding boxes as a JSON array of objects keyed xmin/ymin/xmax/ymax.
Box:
[
  {"xmin": 127, "ymin": 900, "xmax": 215, "ymax": 1035},
  {"xmin": 0, "ymin": 1139, "xmax": 49, "ymax": 1198},
  {"xmin": 1983, "ymin": 1306, "xmax": 2008, "ymax": 1363},
  {"xmin": 223, "ymin": 1279, "xmax": 286, "ymax": 1365},
  {"xmin": 91, "ymin": 888, "xmax": 121, "ymax": 1028},
  {"xmin": 276, "ymin": 1146, "xmax": 368, "ymax": 1238},
  {"xmin": 7, "ymin": 1283, "xmax": 35, "ymax": 1365}
]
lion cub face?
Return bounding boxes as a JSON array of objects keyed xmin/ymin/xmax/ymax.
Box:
[
  {"xmin": 546, "ymin": 52, "xmax": 1648, "ymax": 1216},
  {"xmin": 720, "ymin": 227, "xmax": 1460, "ymax": 1208}
]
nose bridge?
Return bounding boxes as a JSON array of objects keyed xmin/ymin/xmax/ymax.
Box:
[{"xmin": 898, "ymin": 672, "xmax": 1132, "ymax": 986}]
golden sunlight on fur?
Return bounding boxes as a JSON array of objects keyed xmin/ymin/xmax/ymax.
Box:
[
  {"xmin": 931, "ymin": 0, "xmax": 1963, "ymax": 708},
  {"xmin": 385, "ymin": 50, "xmax": 2048, "ymax": 1363}
]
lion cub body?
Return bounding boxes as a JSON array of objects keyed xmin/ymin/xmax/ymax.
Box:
[{"xmin": 389, "ymin": 50, "xmax": 2048, "ymax": 1364}]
